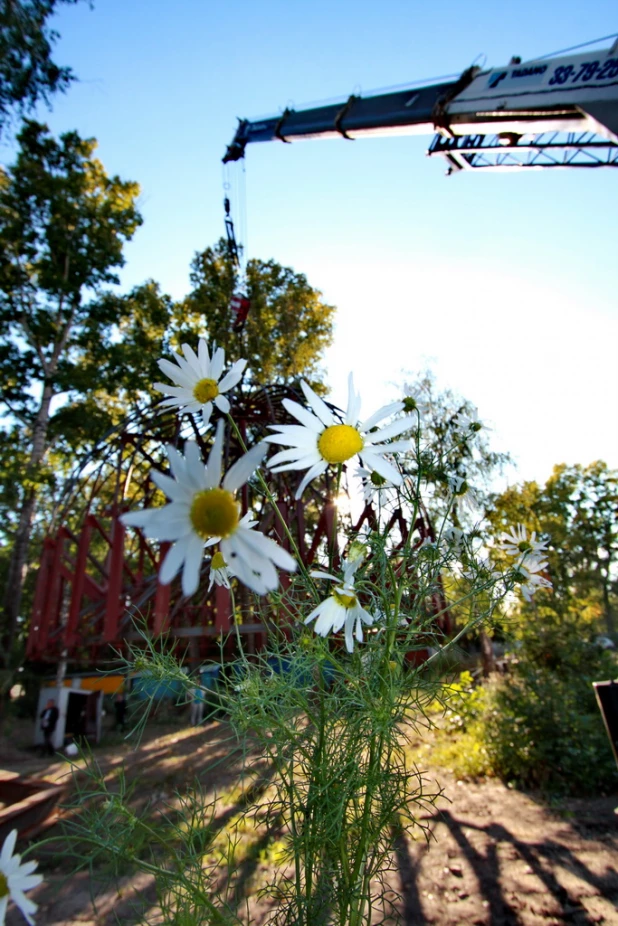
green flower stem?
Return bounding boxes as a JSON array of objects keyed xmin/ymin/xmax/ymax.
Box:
[
  {"xmin": 329, "ymin": 463, "xmax": 343, "ymax": 572},
  {"xmin": 399, "ymin": 409, "xmax": 423, "ymax": 561},
  {"xmin": 57, "ymin": 830, "xmax": 240, "ymax": 925},
  {"xmin": 424, "ymin": 576, "xmax": 507, "ymax": 667},
  {"xmin": 303, "ymin": 668, "xmax": 327, "ymax": 923},
  {"xmin": 229, "ymin": 585, "xmax": 249, "ymax": 667}
]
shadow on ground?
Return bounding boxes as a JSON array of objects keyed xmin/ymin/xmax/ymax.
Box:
[{"xmin": 3, "ymin": 725, "xmax": 618, "ymax": 925}]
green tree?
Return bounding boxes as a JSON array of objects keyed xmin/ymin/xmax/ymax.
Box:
[
  {"xmin": 174, "ymin": 239, "xmax": 335, "ymax": 388},
  {"xmin": 487, "ymin": 461, "xmax": 618, "ymax": 636},
  {"xmin": 0, "ymin": 0, "xmax": 87, "ymax": 136},
  {"xmin": 0, "ymin": 120, "xmax": 142, "ymax": 659},
  {"xmin": 52, "ymin": 280, "xmax": 175, "ymax": 445},
  {"xmin": 403, "ymin": 369, "xmax": 510, "ymax": 527}
]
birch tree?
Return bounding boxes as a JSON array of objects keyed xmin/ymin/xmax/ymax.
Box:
[{"xmin": 0, "ymin": 120, "xmax": 141, "ymax": 658}]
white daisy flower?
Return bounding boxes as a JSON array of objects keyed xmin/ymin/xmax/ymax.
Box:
[
  {"xmin": 512, "ymin": 556, "xmax": 552, "ymax": 602},
  {"xmin": 306, "ymin": 558, "xmax": 375, "ymax": 653},
  {"xmin": 154, "ymin": 338, "xmax": 247, "ymax": 430},
  {"xmin": 0, "ymin": 829, "xmax": 43, "ymax": 926},
  {"xmin": 443, "ymin": 524, "xmax": 465, "ymax": 554},
  {"xmin": 462, "ymin": 555, "xmax": 502, "ymax": 584},
  {"xmin": 265, "ymin": 374, "xmax": 416, "ymax": 500},
  {"xmin": 448, "ymin": 475, "xmax": 480, "ymax": 515},
  {"xmin": 357, "ymin": 466, "xmax": 399, "ymax": 507},
  {"xmin": 500, "ymin": 524, "xmax": 548, "ymax": 560},
  {"xmin": 402, "ymin": 384, "xmax": 428, "ymax": 417},
  {"xmin": 122, "ymin": 421, "xmax": 296, "ymax": 597},
  {"xmin": 453, "ymin": 405, "xmax": 483, "ymax": 436},
  {"xmin": 208, "ymin": 550, "xmax": 232, "ymax": 590}
]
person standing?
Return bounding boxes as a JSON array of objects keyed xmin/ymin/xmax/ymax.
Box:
[
  {"xmin": 39, "ymin": 698, "xmax": 59, "ymax": 757},
  {"xmin": 189, "ymin": 686, "xmax": 204, "ymax": 726}
]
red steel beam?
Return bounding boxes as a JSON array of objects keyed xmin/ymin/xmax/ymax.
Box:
[
  {"xmin": 64, "ymin": 517, "xmax": 95, "ymax": 650},
  {"xmin": 103, "ymin": 515, "xmax": 126, "ymax": 643}
]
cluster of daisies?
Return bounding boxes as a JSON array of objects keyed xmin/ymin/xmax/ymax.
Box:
[
  {"xmin": 123, "ymin": 340, "xmax": 416, "ymax": 620},
  {"xmin": 498, "ymin": 524, "xmax": 552, "ymax": 601},
  {"xmin": 122, "ymin": 338, "xmax": 551, "ymax": 653},
  {"xmin": 0, "ymin": 829, "xmax": 42, "ymax": 926}
]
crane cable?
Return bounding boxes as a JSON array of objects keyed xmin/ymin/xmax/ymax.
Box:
[
  {"xmin": 222, "ymin": 161, "xmax": 251, "ymax": 333},
  {"xmin": 530, "ymin": 32, "xmax": 618, "ymax": 62}
]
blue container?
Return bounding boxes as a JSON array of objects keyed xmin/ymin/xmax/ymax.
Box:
[
  {"xmin": 200, "ymin": 665, "xmax": 221, "ymax": 694},
  {"xmin": 130, "ymin": 677, "xmax": 184, "ymax": 701},
  {"xmin": 266, "ymin": 655, "xmax": 313, "ymax": 688}
]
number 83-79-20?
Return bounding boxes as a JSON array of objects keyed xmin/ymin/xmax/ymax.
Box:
[{"xmin": 549, "ymin": 58, "xmax": 618, "ymax": 86}]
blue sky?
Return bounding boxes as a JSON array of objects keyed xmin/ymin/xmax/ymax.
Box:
[{"xmin": 5, "ymin": 0, "xmax": 618, "ymax": 487}]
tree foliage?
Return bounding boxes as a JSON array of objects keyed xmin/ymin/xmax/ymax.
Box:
[
  {"xmin": 0, "ymin": 0, "xmax": 85, "ymax": 136},
  {"xmin": 403, "ymin": 370, "xmax": 511, "ymax": 527},
  {"xmin": 0, "ymin": 119, "xmax": 142, "ymax": 657},
  {"xmin": 175, "ymin": 240, "xmax": 335, "ymax": 389},
  {"xmin": 487, "ymin": 461, "xmax": 618, "ymax": 635}
]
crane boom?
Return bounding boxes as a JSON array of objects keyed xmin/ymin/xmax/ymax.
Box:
[
  {"xmin": 223, "ymin": 77, "xmax": 463, "ymax": 162},
  {"xmin": 223, "ymin": 43, "xmax": 618, "ymax": 171}
]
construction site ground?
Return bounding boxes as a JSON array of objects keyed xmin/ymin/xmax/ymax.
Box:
[{"xmin": 2, "ymin": 711, "xmax": 617, "ymax": 926}]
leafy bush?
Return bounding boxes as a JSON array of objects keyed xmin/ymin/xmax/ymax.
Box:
[{"xmin": 433, "ymin": 632, "xmax": 618, "ymax": 795}]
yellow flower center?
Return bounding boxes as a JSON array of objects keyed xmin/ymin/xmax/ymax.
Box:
[
  {"xmin": 193, "ymin": 377, "xmax": 219, "ymax": 404},
  {"xmin": 190, "ymin": 488, "xmax": 239, "ymax": 539},
  {"xmin": 0, "ymin": 872, "xmax": 8, "ymax": 899},
  {"xmin": 332, "ymin": 589, "xmax": 357, "ymax": 609},
  {"xmin": 211, "ymin": 551, "xmax": 227, "ymax": 570},
  {"xmin": 517, "ymin": 540, "xmax": 532, "ymax": 553},
  {"xmin": 318, "ymin": 425, "xmax": 363, "ymax": 464}
]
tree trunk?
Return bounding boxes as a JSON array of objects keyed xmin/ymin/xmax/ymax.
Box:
[
  {"xmin": 602, "ymin": 568, "xmax": 616, "ymax": 637},
  {"xmin": 1, "ymin": 381, "xmax": 54, "ymax": 662},
  {"xmin": 479, "ymin": 630, "xmax": 496, "ymax": 677}
]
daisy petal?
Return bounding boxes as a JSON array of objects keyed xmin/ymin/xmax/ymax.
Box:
[
  {"xmin": 345, "ymin": 373, "xmax": 362, "ymax": 426},
  {"xmin": 202, "ymin": 405, "xmax": 213, "ymax": 430},
  {"xmin": 360, "ymin": 452, "xmax": 402, "ymax": 485},
  {"xmin": 181, "ymin": 534, "xmax": 205, "ymax": 597},
  {"xmin": 359, "ymin": 401, "xmax": 405, "ymax": 432},
  {"xmin": 166, "ymin": 445, "xmax": 189, "ymax": 482},
  {"xmin": 205, "ymin": 421, "xmax": 225, "ymax": 489},
  {"xmin": 160, "ymin": 537, "xmax": 190, "ymax": 584},
  {"xmin": 235, "ymin": 525, "xmax": 297, "ymax": 571},
  {"xmin": 214, "ymin": 394, "xmax": 230, "ymax": 414},
  {"xmin": 198, "ymin": 337, "xmax": 211, "ymax": 375},
  {"xmin": 295, "ymin": 461, "xmax": 328, "ymax": 500},
  {"xmin": 218, "ymin": 359, "xmax": 246, "ymax": 392},
  {"xmin": 150, "ymin": 470, "xmax": 193, "ymax": 503},
  {"xmin": 184, "ymin": 441, "xmax": 208, "ymax": 491},
  {"xmin": 157, "ymin": 358, "xmax": 195, "ymax": 391},
  {"xmin": 367, "ymin": 438, "xmax": 412, "ymax": 454},
  {"xmin": 269, "ymin": 452, "xmax": 322, "ymax": 473},
  {"xmin": 282, "ymin": 398, "xmax": 324, "ymax": 432},
  {"xmin": 300, "ymin": 381, "xmax": 334, "ymax": 428},
  {"xmin": 1, "ymin": 830, "xmax": 17, "ymax": 864},
  {"xmin": 264, "ymin": 425, "xmax": 321, "ymax": 448},
  {"xmin": 364, "ymin": 415, "xmax": 416, "ymax": 443},
  {"xmin": 181, "ymin": 342, "xmax": 201, "ymax": 373},
  {"xmin": 221, "ymin": 537, "xmax": 270, "ymax": 595},
  {"xmin": 345, "ymin": 613, "xmax": 355, "ymax": 653},
  {"xmin": 223, "ymin": 443, "xmax": 267, "ymax": 492},
  {"xmin": 210, "ymin": 346, "xmax": 226, "ymax": 381},
  {"xmin": 153, "ymin": 382, "xmax": 192, "ymax": 400}
]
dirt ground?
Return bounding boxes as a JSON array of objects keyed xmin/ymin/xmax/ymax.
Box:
[{"xmin": 2, "ymin": 717, "xmax": 617, "ymax": 926}]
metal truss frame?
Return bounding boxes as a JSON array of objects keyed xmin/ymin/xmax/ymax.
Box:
[{"xmin": 427, "ymin": 130, "xmax": 618, "ymax": 172}]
